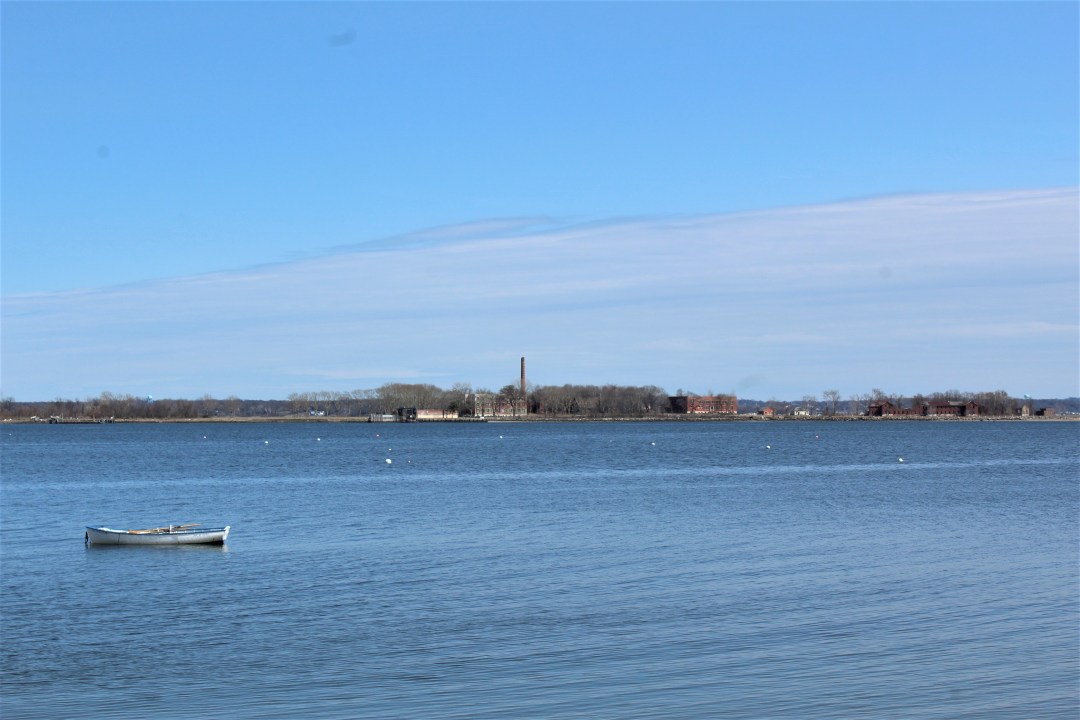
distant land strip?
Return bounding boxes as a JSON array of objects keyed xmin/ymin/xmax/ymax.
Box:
[{"xmin": 3, "ymin": 385, "xmax": 1076, "ymax": 423}]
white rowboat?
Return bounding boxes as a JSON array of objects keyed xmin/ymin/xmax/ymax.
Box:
[{"xmin": 85, "ymin": 524, "xmax": 230, "ymax": 546}]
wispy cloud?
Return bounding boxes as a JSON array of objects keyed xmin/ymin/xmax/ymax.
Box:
[{"xmin": 3, "ymin": 188, "xmax": 1077, "ymax": 399}]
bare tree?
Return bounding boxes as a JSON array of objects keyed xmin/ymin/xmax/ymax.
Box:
[
  {"xmin": 287, "ymin": 392, "xmax": 309, "ymax": 415},
  {"xmin": 847, "ymin": 393, "xmax": 868, "ymax": 416},
  {"xmin": 822, "ymin": 389, "xmax": 841, "ymax": 416}
]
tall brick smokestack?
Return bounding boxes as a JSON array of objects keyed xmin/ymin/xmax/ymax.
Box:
[{"xmin": 520, "ymin": 356, "xmax": 527, "ymax": 414}]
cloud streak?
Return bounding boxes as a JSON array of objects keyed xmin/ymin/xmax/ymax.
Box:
[{"xmin": 3, "ymin": 188, "xmax": 1077, "ymax": 400}]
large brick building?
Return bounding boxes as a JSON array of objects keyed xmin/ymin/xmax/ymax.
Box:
[
  {"xmin": 669, "ymin": 395, "xmax": 738, "ymax": 415},
  {"xmin": 867, "ymin": 400, "xmax": 983, "ymax": 417},
  {"xmin": 473, "ymin": 393, "xmax": 527, "ymax": 418}
]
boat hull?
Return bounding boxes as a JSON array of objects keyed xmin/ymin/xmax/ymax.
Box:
[{"xmin": 85, "ymin": 526, "xmax": 230, "ymax": 546}]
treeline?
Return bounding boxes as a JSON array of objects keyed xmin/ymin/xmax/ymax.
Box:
[
  {"xmin": 741, "ymin": 389, "xmax": 1078, "ymax": 416},
  {"xmin": 0, "ymin": 383, "xmax": 672, "ymax": 421},
  {"xmin": 748, "ymin": 388, "xmax": 1065, "ymax": 417},
  {"xmin": 1, "ymin": 385, "xmax": 1076, "ymax": 421}
]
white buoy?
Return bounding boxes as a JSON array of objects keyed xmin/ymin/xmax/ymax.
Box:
[
  {"xmin": 766, "ymin": 445, "xmax": 771, "ymax": 449},
  {"xmin": 385, "ymin": 458, "xmax": 392, "ymax": 464},
  {"xmin": 898, "ymin": 457, "xmax": 904, "ymax": 463},
  {"xmin": 264, "ymin": 440, "xmax": 269, "ymax": 445},
  {"xmin": 651, "ymin": 442, "xmax": 656, "ymax": 446}
]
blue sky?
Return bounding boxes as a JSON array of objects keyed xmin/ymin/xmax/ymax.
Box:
[{"xmin": 2, "ymin": 2, "xmax": 1078, "ymax": 401}]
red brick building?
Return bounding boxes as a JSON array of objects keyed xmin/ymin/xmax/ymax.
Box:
[
  {"xmin": 669, "ymin": 395, "xmax": 738, "ymax": 415},
  {"xmin": 924, "ymin": 400, "xmax": 983, "ymax": 417},
  {"xmin": 867, "ymin": 400, "xmax": 921, "ymax": 417},
  {"xmin": 868, "ymin": 400, "xmax": 984, "ymax": 417}
]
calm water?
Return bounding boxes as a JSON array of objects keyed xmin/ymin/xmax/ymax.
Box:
[{"xmin": 1, "ymin": 420, "xmax": 1077, "ymax": 718}]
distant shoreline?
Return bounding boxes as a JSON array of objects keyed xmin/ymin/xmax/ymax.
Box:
[{"xmin": 4, "ymin": 415, "xmax": 1075, "ymax": 425}]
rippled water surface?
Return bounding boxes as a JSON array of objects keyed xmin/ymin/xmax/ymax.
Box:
[{"xmin": 2, "ymin": 420, "xmax": 1077, "ymax": 718}]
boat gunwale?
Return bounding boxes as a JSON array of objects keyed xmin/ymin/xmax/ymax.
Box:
[{"xmin": 86, "ymin": 525, "xmax": 230, "ymax": 535}]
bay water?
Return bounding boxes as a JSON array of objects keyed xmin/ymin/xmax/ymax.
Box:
[{"xmin": 2, "ymin": 420, "xmax": 1077, "ymax": 718}]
